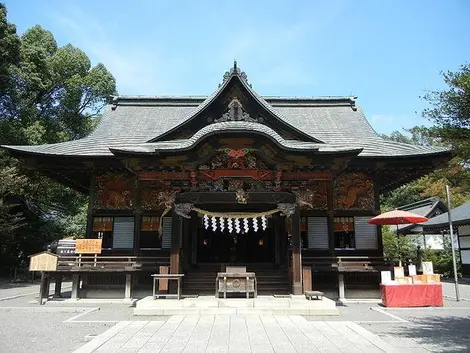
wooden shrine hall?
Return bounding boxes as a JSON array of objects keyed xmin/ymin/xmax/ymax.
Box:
[{"xmin": 2, "ymin": 62, "xmax": 452, "ymax": 300}]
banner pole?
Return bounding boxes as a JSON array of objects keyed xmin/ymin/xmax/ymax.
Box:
[{"xmin": 446, "ymin": 185, "xmax": 460, "ymax": 301}]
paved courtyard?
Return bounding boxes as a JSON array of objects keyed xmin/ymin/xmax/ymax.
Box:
[
  {"xmin": 0, "ymin": 279, "xmax": 469, "ymax": 352},
  {"xmin": 74, "ymin": 314, "xmax": 406, "ymax": 353}
]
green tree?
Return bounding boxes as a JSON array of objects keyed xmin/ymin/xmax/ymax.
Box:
[
  {"xmin": 0, "ymin": 3, "xmax": 20, "ymax": 93},
  {"xmin": 382, "ymin": 227, "xmax": 418, "ymax": 265},
  {"xmin": 381, "ymin": 126, "xmax": 470, "ymax": 210},
  {"xmin": 422, "ymin": 64, "xmax": 470, "ymax": 162},
  {"xmin": 0, "ymin": 4, "xmax": 116, "ymax": 273},
  {"xmin": 422, "ymin": 234, "xmax": 461, "ymax": 278}
]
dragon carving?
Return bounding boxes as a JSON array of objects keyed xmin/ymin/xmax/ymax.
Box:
[{"xmin": 335, "ymin": 173, "xmax": 374, "ymax": 210}]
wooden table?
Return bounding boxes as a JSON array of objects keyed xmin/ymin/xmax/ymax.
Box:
[
  {"xmin": 216, "ymin": 272, "xmax": 257, "ymax": 299},
  {"xmin": 151, "ymin": 274, "xmax": 184, "ymax": 300}
]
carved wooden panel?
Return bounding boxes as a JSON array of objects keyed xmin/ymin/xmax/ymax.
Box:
[
  {"xmin": 334, "ymin": 172, "xmax": 374, "ymax": 210},
  {"xmin": 199, "ymin": 149, "xmax": 267, "ymax": 170},
  {"xmin": 141, "ymin": 180, "xmax": 178, "ymax": 211},
  {"xmin": 93, "ymin": 174, "xmax": 135, "ymax": 210},
  {"xmin": 294, "ymin": 180, "xmax": 329, "ymax": 210}
]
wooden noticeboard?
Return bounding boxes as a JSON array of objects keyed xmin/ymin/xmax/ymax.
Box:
[
  {"xmin": 75, "ymin": 239, "xmax": 103, "ymax": 254},
  {"xmin": 29, "ymin": 252, "xmax": 59, "ymax": 272}
]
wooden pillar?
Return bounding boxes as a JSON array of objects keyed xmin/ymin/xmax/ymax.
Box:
[
  {"xmin": 182, "ymin": 217, "xmax": 190, "ymax": 269},
  {"xmin": 71, "ymin": 274, "xmax": 80, "ymax": 300},
  {"xmin": 190, "ymin": 211, "xmax": 198, "ymax": 266},
  {"xmin": 279, "ymin": 216, "xmax": 287, "ymax": 267},
  {"xmin": 291, "ymin": 206, "xmax": 302, "ymax": 295},
  {"xmin": 170, "ymin": 211, "xmax": 181, "ymax": 294},
  {"xmin": 134, "ymin": 213, "xmax": 142, "ymax": 256},
  {"xmin": 38, "ymin": 272, "xmax": 46, "ymax": 305},
  {"xmin": 274, "ymin": 214, "xmax": 281, "ymax": 267},
  {"xmin": 86, "ymin": 176, "xmax": 96, "ymax": 238},
  {"xmin": 327, "ymin": 179, "xmax": 335, "ymax": 256},
  {"xmin": 125, "ymin": 274, "xmax": 132, "ymax": 299},
  {"xmin": 53, "ymin": 274, "xmax": 62, "ymax": 298},
  {"xmin": 338, "ymin": 273, "xmax": 345, "ymax": 300},
  {"xmin": 134, "ymin": 179, "xmax": 142, "ymax": 256}
]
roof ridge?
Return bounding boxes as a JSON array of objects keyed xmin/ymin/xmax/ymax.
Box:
[{"xmin": 398, "ymin": 196, "xmax": 441, "ymax": 210}]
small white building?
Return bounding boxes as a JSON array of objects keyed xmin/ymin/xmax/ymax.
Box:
[
  {"xmin": 396, "ymin": 197, "xmax": 447, "ymax": 250},
  {"xmin": 422, "ymin": 200, "xmax": 470, "ymax": 277}
]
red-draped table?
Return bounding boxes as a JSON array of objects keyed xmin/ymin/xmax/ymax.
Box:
[{"xmin": 380, "ymin": 283, "xmax": 443, "ymax": 307}]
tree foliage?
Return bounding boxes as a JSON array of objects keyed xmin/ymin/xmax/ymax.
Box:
[
  {"xmin": 381, "ymin": 126, "xmax": 470, "ymax": 210},
  {"xmin": 0, "ymin": 4, "xmax": 116, "ymax": 273},
  {"xmin": 422, "ymin": 234, "xmax": 461, "ymax": 278},
  {"xmin": 422, "ymin": 64, "xmax": 470, "ymax": 162},
  {"xmin": 382, "ymin": 227, "xmax": 418, "ymax": 265}
]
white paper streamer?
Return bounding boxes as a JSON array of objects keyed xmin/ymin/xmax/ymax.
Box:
[
  {"xmin": 261, "ymin": 215, "xmax": 267, "ymax": 231},
  {"xmin": 228, "ymin": 218, "xmax": 233, "ymax": 233},
  {"xmin": 253, "ymin": 217, "xmax": 259, "ymax": 232},
  {"xmin": 204, "ymin": 215, "xmax": 209, "ymax": 229},
  {"xmin": 211, "ymin": 216, "xmax": 217, "ymax": 231},
  {"xmin": 243, "ymin": 218, "xmax": 249, "ymax": 233},
  {"xmin": 219, "ymin": 217, "xmax": 225, "ymax": 232},
  {"xmin": 235, "ymin": 218, "xmax": 241, "ymax": 233}
]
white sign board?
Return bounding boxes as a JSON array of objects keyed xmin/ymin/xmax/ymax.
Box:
[
  {"xmin": 381, "ymin": 271, "xmax": 392, "ymax": 284},
  {"xmin": 408, "ymin": 264, "xmax": 417, "ymax": 276},
  {"xmin": 394, "ymin": 266, "xmax": 404, "ymax": 278},
  {"xmin": 422, "ymin": 261, "xmax": 434, "ymax": 274}
]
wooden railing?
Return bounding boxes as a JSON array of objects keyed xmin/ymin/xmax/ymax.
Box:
[
  {"xmin": 302, "ymin": 256, "xmax": 386, "ymax": 272},
  {"xmin": 57, "ymin": 255, "xmax": 170, "ymax": 272}
]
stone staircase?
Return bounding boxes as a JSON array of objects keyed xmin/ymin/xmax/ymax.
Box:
[{"xmin": 183, "ymin": 263, "xmax": 290, "ymax": 296}]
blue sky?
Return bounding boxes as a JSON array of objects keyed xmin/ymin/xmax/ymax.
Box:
[{"xmin": 4, "ymin": 0, "xmax": 470, "ymax": 134}]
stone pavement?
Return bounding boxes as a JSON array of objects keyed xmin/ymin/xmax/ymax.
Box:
[{"xmin": 74, "ymin": 314, "xmax": 411, "ymax": 353}]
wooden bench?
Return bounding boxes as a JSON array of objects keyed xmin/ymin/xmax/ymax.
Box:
[{"xmin": 305, "ymin": 290, "xmax": 324, "ymax": 300}]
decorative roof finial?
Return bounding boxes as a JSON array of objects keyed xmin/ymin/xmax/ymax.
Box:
[{"xmin": 222, "ymin": 61, "xmax": 248, "ymax": 83}]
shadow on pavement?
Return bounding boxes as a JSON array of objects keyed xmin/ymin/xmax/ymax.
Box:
[
  {"xmin": 392, "ymin": 315, "xmax": 470, "ymax": 352},
  {"xmin": 0, "ymin": 279, "xmax": 38, "ymax": 290}
]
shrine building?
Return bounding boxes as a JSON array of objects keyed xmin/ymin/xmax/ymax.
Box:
[{"xmin": 2, "ymin": 62, "xmax": 452, "ymax": 299}]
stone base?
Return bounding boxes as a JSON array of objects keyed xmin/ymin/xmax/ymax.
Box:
[{"xmin": 134, "ymin": 295, "xmax": 339, "ymax": 316}]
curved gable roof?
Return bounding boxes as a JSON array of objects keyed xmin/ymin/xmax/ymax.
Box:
[
  {"xmin": 149, "ymin": 62, "xmax": 322, "ymax": 143},
  {"xmin": 1, "ymin": 63, "xmax": 452, "ymax": 159}
]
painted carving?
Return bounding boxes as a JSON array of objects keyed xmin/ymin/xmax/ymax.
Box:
[
  {"xmin": 278, "ymin": 203, "xmax": 297, "ymax": 217},
  {"xmin": 174, "ymin": 203, "xmax": 193, "ymax": 219},
  {"xmin": 199, "ymin": 149, "xmax": 267, "ymax": 171},
  {"xmin": 141, "ymin": 181, "xmax": 179, "ymax": 211},
  {"xmin": 334, "ymin": 172, "xmax": 374, "ymax": 210},
  {"xmin": 294, "ymin": 181, "xmax": 328, "ymax": 210},
  {"xmin": 214, "ymin": 97, "xmax": 262, "ymax": 124},
  {"xmin": 94, "ymin": 174, "xmax": 135, "ymax": 210},
  {"xmin": 235, "ymin": 189, "xmax": 249, "ymax": 204}
]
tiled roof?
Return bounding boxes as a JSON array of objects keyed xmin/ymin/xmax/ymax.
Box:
[
  {"xmin": 109, "ymin": 121, "xmax": 362, "ymax": 155},
  {"xmin": 422, "ymin": 200, "xmax": 470, "ymax": 229},
  {"xmin": 395, "ymin": 197, "xmax": 447, "ymax": 234},
  {"xmin": 1, "ymin": 64, "xmax": 451, "ymax": 159}
]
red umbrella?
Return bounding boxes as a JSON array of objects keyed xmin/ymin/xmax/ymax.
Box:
[
  {"xmin": 368, "ymin": 210, "xmax": 428, "ymax": 225},
  {"xmin": 368, "ymin": 210, "xmax": 428, "ymax": 266}
]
